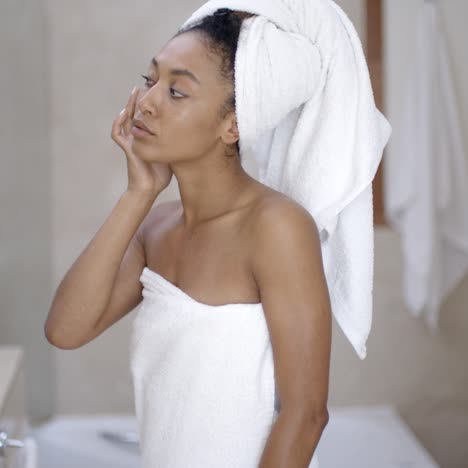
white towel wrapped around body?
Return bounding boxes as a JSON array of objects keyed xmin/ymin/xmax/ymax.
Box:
[
  {"xmin": 130, "ymin": 267, "xmax": 320, "ymax": 468},
  {"xmin": 180, "ymin": 0, "xmax": 392, "ymax": 359}
]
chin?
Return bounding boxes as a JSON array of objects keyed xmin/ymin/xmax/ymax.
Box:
[{"xmin": 132, "ymin": 141, "xmax": 160, "ymax": 158}]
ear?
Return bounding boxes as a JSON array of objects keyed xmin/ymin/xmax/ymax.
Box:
[{"xmin": 221, "ymin": 111, "xmax": 239, "ymax": 146}]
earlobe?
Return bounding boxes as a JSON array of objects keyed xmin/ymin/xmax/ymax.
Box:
[
  {"xmin": 230, "ymin": 116, "xmax": 240, "ymax": 142},
  {"xmin": 223, "ymin": 116, "xmax": 239, "ymax": 145},
  {"xmin": 231, "ymin": 124, "xmax": 239, "ymax": 141}
]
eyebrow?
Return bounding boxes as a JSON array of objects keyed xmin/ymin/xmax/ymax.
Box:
[{"xmin": 151, "ymin": 57, "xmax": 201, "ymax": 85}]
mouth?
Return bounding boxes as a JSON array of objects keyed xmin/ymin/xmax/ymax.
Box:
[
  {"xmin": 132, "ymin": 118, "xmax": 156, "ymax": 136},
  {"xmin": 131, "ymin": 125, "xmax": 155, "ymax": 138}
]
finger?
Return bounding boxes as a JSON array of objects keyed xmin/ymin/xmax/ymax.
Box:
[
  {"xmin": 123, "ymin": 86, "xmax": 138, "ymax": 135},
  {"xmin": 130, "ymin": 86, "xmax": 138, "ymax": 119},
  {"xmin": 111, "ymin": 109, "xmax": 127, "ymax": 143}
]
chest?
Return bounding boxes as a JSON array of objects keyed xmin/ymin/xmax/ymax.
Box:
[{"xmin": 144, "ymin": 215, "xmax": 260, "ymax": 306}]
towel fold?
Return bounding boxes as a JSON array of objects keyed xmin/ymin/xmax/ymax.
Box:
[{"xmin": 181, "ymin": 0, "xmax": 392, "ymax": 359}]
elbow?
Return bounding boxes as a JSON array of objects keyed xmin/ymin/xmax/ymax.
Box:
[
  {"xmin": 281, "ymin": 405, "xmax": 329, "ymax": 431},
  {"xmin": 318, "ymin": 408, "xmax": 329, "ymax": 427},
  {"xmin": 44, "ymin": 325, "xmax": 64, "ymax": 349},
  {"xmin": 306, "ymin": 407, "xmax": 329, "ymax": 430},
  {"xmin": 44, "ymin": 322, "xmax": 81, "ymax": 350},
  {"xmin": 44, "ymin": 320, "xmax": 57, "ymax": 346},
  {"xmin": 44, "ymin": 302, "xmax": 86, "ymax": 350}
]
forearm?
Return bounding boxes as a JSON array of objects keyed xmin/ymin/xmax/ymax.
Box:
[
  {"xmin": 258, "ymin": 410, "xmax": 327, "ymax": 468},
  {"xmin": 45, "ymin": 190, "xmax": 157, "ymax": 346}
]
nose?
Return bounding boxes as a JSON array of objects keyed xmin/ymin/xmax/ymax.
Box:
[{"xmin": 136, "ymin": 84, "xmax": 161, "ymax": 116}]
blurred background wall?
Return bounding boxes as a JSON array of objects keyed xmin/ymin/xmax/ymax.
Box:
[
  {"xmin": 1, "ymin": 1, "xmax": 467, "ymax": 467},
  {"xmin": 0, "ymin": 0, "xmax": 54, "ymax": 422}
]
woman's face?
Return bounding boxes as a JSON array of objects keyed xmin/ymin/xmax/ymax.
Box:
[{"xmin": 131, "ymin": 31, "xmax": 236, "ymax": 163}]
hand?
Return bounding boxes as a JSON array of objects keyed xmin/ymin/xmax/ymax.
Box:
[{"xmin": 111, "ymin": 86, "xmax": 174, "ymax": 196}]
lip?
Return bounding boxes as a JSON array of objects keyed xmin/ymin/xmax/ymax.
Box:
[
  {"xmin": 131, "ymin": 125, "xmax": 155, "ymax": 138},
  {"xmin": 132, "ymin": 118, "xmax": 156, "ymax": 135}
]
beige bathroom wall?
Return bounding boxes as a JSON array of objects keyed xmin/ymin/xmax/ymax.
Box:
[
  {"xmin": 39, "ymin": 0, "xmax": 468, "ymax": 466},
  {"xmin": 0, "ymin": 0, "xmax": 55, "ymax": 422}
]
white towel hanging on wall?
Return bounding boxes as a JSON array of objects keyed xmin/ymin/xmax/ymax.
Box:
[{"xmin": 384, "ymin": 0, "xmax": 468, "ymax": 331}]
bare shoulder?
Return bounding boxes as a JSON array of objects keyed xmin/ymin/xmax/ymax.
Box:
[
  {"xmin": 249, "ymin": 192, "xmax": 321, "ymax": 248},
  {"xmin": 247, "ymin": 192, "xmax": 325, "ymax": 293}
]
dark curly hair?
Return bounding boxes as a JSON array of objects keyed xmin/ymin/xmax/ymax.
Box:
[{"xmin": 173, "ymin": 9, "xmax": 255, "ymax": 160}]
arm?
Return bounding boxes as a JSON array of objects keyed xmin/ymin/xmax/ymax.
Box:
[
  {"xmin": 46, "ymin": 85, "xmax": 176, "ymax": 350},
  {"xmin": 44, "ymin": 190, "xmax": 157, "ymax": 349},
  {"xmin": 250, "ymin": 197, "xmax": 331, "ymax": 468}
]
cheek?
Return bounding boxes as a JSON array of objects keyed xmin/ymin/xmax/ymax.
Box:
[{"xmin": 171, "ymin": 102, "xmax": 218, "ymax": 139}]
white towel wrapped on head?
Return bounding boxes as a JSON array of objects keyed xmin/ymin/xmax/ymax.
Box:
[{"xmin": 181, "ymin": 0, "xmax": 392, "ymax": 359}]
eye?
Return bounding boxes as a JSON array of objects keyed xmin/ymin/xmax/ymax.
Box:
[
  {"xmin": 169, "ymin": 88, "xmax": 185, "ymax": 99},
  {"xmin": 140, "ymin": 74, "xmax": 154, "ymax": 88},
  {"xmin": 140, "ymin": 74, "xmax": 185, "ymax": 99}
]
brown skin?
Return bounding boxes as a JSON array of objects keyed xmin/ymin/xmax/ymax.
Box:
[{"xmin": 45, "ymin": 30, "xmax": 330, "ymax": 467}]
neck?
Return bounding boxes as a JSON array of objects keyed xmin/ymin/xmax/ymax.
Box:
[{"xmin": 171, "ymin": 153, "xmax": 257, "ymax": 230}]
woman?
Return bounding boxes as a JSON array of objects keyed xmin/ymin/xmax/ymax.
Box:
[{"xmin": 45, "ymin": 9, "xmax": 331, "ymax": 468}]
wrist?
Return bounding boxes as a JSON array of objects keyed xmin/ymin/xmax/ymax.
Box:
[{"xmin": 123, "ymin": 189, "xmax": 159, "ymax": 208}]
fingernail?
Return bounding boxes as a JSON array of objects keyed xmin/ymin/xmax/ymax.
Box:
[
  {"xmin": 131, "ymin": 85, "xmax": 137, "ymax": 94},
  {"xmin": 120, "ymin": 108, "xmax": 126, "ymax": 116}
]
